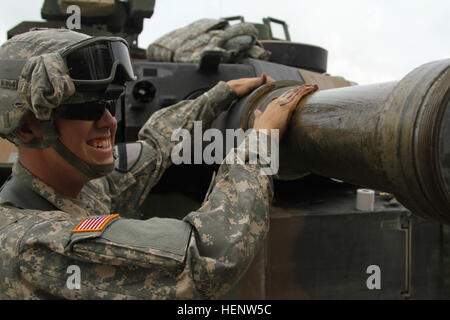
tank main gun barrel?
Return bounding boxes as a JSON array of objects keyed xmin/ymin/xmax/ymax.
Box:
[{"xmin": 228, "ymin": 59, "xmax": 450, "ymax": 222}]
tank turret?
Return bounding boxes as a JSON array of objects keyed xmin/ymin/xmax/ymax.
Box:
[
  {"xmin": 2, "ymin": 1, "xmax": 450, "ymax": 300},
  {"xmin": 7, "ymin": 0, "xmax": 155, "ymax": 58}
]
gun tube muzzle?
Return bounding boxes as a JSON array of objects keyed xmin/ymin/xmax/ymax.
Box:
[{"xmin": 225, "ymin": 59, "xmax": 450, "ymax": 222}]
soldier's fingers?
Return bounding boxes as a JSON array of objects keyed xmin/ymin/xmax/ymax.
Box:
[
  {"xmin": 247, "ymin": 73, "xmax": 267, "ymax": 91},
  {"xmin": 254, "ymin": 109, "xmax": 263, "ymax": 119},
  {"xmin": 278, "ymin": 87, "xmax": 301, "ymax": 106},
  {"xmin": 296, "ymin": 84, "xmax": 318, "ymax": 96},
  {"xmin": 297, "ymin": 87, "xmax": 315, "ymax": 97},
  {"xmin": 286, "ymin": 85, "xmax": 318, "ymax": 111},
  {"xmin": 265, "ymin": 74, "xmax": 275, "ymax": 83},
  {"xmin": 279, "ymin": 83, "xmax": 315, "ymax": 100},
  {"xmin": 260, "ymin": 72, "xmax": 267, "ymax": 84},
  {"xmin": 265, "ymin": 96, "xmax": 280, "ymax": 110},
  {"xmin": 300, "ymin": 84, "xmax": 319, "ymax": 94}
]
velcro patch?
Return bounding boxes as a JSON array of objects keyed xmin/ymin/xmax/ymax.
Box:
[
  {"xmin": 72, "ymin": 214, "xmax": 119, "ymax": 233},
  {"xmin": 113, "ymin": 142, "xmax": 143, "ymax": 173}
]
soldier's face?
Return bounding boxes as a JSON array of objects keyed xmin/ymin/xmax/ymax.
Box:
[{"xmin": 56, "ymin": 108, "xmax": 117, "ymax": 170}]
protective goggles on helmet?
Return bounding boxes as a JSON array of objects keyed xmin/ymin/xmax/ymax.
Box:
[
  {"xmin": 58, "ymin": 100, "xmax": 116, "ymax": 121},
  {"xmin": 0, "ymin": 36, "xmax": 136, "ymax": 91},
  {"xmin": 60, "ymin": 37, "xmax": 136, "ymax": 89}
]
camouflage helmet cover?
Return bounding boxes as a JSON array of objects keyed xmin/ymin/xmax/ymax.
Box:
[{"xmin": 0, "ymin": 28, "xmax": 102, "ymax": 144}]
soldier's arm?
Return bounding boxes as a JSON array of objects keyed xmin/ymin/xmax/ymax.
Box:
[
  {"xmin": 104, "ymin": 81, "xmax": 235, "ymax": 215},
  {"xmin": 181, "ymin": 130, "xmax": 274, "ymax": 298},
  {"xmin": 138, "ymin": 73, "xmax": 271, "ymax": 176},
  {"xmin": 16, "ymin": 132, "xmax": 273, "ymax": 299},
  {"xmin": 137, "ymin": 81, "xmax": 236, "ymax": 181},
  {"xmin": 106, "ymin": 76, "xmax": 268, "ymax": 215}
]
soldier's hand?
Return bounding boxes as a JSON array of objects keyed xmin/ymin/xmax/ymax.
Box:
[
  {"xmin": 227, "ymin": 73, "xmax": 274, "ymax": 97},
  {"xmin": 253, "ymin": 84, "xmax": 318, "ymax": 139}
]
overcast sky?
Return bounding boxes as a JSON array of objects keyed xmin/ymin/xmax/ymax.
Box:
[{"xmin": 0, "ymin": 0, "xmax": 448, "ymax": 85}]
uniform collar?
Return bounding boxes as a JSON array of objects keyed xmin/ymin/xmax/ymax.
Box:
[{"xmin": 11, "ymin": 161, "xmax": 105, "ymax": 218}]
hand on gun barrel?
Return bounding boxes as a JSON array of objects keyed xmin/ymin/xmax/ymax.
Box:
[{"xmin": 253, "ymin": 84, "xmax": 318, "ymax": 139}]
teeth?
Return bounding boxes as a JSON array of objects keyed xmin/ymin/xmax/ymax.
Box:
[{"xmin": 92, "ymin": 139, "xmax": 110, "ymax": 149}]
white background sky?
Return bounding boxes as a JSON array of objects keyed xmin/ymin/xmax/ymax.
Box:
[{"xmin": 0, "ymin": 0, "xmax": 448, "ymax": 85}]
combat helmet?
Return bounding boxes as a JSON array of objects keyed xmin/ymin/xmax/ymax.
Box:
[{"xmin": 0, "ymin": 28, "xmax": 136, "ymax": 178}]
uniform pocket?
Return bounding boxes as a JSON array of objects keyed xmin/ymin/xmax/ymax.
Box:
[{"xmin": 69, "ymin": 217, "xmax": 192, "ymax": 268}]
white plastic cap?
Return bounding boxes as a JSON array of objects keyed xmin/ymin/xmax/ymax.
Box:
[{"xmin": 356, "ymin": 189, "xmax": 375, "ymax": 211}]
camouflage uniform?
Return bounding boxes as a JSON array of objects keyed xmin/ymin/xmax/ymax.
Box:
[
  {"xmin": 0, "ymin": 80, "xmax": 274, "ymax": 299},
  {"xmin": 147, "ymin": 18, "xmax": 271, "ymax": 63}
]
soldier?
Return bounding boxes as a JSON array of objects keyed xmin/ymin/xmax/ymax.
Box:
[{"xmin": 0, "ymin": 29, "xmax": 317, "ymax": 299}]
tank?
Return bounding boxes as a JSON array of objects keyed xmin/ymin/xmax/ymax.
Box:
[
  {"xmin": 7, "ymin": 0, "xmax": 155, "ymax": 59},
  {"xmin": 2, "ymin": 0, "xmax": 450, "ymax": 300}
]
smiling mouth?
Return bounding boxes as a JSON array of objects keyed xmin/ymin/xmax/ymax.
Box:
[{"xmin": 87, "ymin": 138, "xmax": 111, "ymax": 149}]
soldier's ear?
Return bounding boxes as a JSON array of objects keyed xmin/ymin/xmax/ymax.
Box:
[{"xmin": 15, "ymin": 114, "xmax": 43, "ymax": 143}]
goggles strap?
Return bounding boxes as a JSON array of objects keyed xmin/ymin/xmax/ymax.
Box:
[
  {"xmin": 25, "ymin": 120, "xmax": 115, "ymax": 179},
  {"xmin": 20, "ymin": 120, "xmax": 56, "ymax": 149},
  {"xmin": 51, "ymin": 139, "xmax": 115, "ymax": 179},
  {"xmin": 21, "ymin": 138, "xmax": 50, "ymax": 149}
]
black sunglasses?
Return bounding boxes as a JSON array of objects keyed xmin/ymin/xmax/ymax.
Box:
[{"xmin": 58, "ymin": 100, "xmax": 116, "ymax": 121}]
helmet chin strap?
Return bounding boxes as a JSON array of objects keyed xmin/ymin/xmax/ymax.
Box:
[{"xmin": 23, "ymin": 120, "xmax": 114, "ymax": 179}]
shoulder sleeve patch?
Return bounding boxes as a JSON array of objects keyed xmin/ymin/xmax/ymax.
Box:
[
  {"xmin": 100, "ymin": 217, "xmax": 192, "ymax": 262},
  {"xmin": 113, "ymin": 142, "xmax": 143, "ymax": 173},
  {"xmin": 72, "ymin": 214, "xmax": 119, "ymax": 233},
  {"xmin": 68, "ymin": 217, "xmax": 192, "ymax": 268}
]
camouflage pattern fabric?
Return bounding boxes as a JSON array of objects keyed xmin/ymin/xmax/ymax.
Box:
[
  {"xmin": 0, "ymin": 29, "xmax": 92, "ymax": 144},
  {"xmin": 146, "ymin": 18, "xmax": 271, "ymax": 63},
  {"xmin": 0, "ymin": 81, "xmax": 274, "ymax": 299},
  {"xmin": 17, "ymin": 52, "xmax": 75, "ymax": 121}
]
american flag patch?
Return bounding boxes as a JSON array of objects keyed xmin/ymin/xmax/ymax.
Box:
[{"xmin": 72, "ymin": 214, "xmax": 119, "ymax": 233}]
